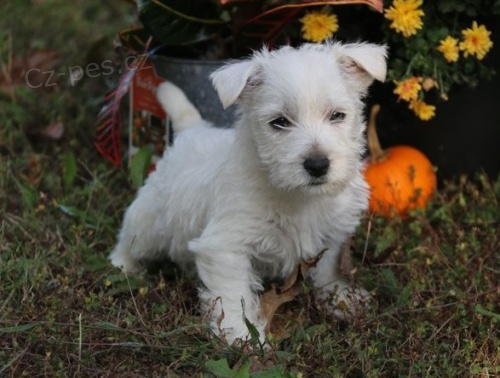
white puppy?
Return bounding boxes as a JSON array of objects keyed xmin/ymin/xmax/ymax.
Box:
[{"xmin": 110, "ymin": 42, "xmax": 387, "ymax": 344}]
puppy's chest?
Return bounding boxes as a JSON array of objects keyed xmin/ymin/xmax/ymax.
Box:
[{"xmin": 250, "ymin": 213, "xmax": 328, "ymax": 278}]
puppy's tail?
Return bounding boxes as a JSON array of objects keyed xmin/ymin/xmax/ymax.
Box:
[{"xmin": 157, "ymin": 81, "xmax": 202, "ymax": 133}]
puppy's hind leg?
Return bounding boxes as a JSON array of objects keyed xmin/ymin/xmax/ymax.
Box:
[
  {"xmin": 109, "ymin": 185, "xmax": 167, "ymax": 273},
  {"xmin": 156, "ymin": 82, "xmax": 203, "ymax": 133}
]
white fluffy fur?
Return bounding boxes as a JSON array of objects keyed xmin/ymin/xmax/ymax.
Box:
[{"xmin": 110, "ymin": 42, "xmax": 387, "ymax": 344}]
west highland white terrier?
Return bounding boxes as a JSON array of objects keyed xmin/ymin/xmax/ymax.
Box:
[{"xmin": 110, "ymin": 42, "xmax": 387, "ymax": 344}]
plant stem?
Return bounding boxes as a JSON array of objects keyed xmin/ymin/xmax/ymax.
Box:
[{"xmin": 367, "ymin": 104, "xmax": 386, "ymax": 162}]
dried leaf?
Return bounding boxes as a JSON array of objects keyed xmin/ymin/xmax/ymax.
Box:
[
  {"xmin": 300, "ymin": 248, "xmax": 327, "ymax": 276},
  {"xmin": 0, "ymin": 49, "xmax": 58, "ymax": 94},
  {"xmin": 246, "ymin": 355, "xmax": 276, "ymax": 373},
  {"xmin": 20, "ymin": 155, "xmax": 43, "ymax": 186},
  {"xmin": 24, "ymin": 49, "xmax": 59, "ymax": 72},
  {"xmin": 260, "ymin": 249, "xmax": 327, "ymax": 334},
  {"xmin": 340, "ymin": 239, "xmax": 355, "ymax": 279},
  {"xmin": 261, "ymin": 276, "xmax": 303, "ymax": 333}
]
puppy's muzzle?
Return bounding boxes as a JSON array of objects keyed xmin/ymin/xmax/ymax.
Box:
[{"xmin": 303, "ymin": 155, "xmax": 330, "ymax": 178}]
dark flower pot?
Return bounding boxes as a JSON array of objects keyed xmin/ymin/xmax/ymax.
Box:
[{"xmin": 152, "ymin": 55, "xmax": 237, "ymax": 128}]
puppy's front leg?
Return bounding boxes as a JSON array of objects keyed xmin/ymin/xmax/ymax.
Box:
[
  {"xmin": 189, "ymin": 238, "xmax": 265, "ymax": 344},
  {"xmin": 309, "ymin": 244, "xmax": 370, "ymax": 319}
]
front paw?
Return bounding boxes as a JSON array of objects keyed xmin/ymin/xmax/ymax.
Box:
[
  {"xmin": 319, "ymin": 283, "xmax": 372, "ymax": 320},
  {"xmin": 212, "ymin": 319, "xmax": 266, "ymax": 346},
  {"xmin": 201, "ymin": 292, "xmax": 267, "ymax": 346}
]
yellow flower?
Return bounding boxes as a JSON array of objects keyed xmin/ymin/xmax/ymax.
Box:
[
  {"xmin": 459, "ymin": 21, "xmax": 493, "ymax": 60},
  {"xmin": 394, "ymin": 77, "xmax": 422, "ymax": 102},
  {"xmin": 385, "ymin": 0, "xmax": 424, "ymax": 37},
  {"xmin": 300, "ymin": 11, "xmax": 339, "ymax": 43},
  {"xmin": 437, "ymin": 36, "xmax": 459, "ymax": 63},
  {"xmin": 409, "ymin": 100, "xmax": 436, "ymax": 121}
]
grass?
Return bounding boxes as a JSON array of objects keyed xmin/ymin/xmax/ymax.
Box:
[{"xmin": 1, "ymin": 1, "xmax": 499, "ymax": 376}]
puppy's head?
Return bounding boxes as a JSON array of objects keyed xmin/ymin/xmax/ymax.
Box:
[{"xmin": 211, "ymin": 42, "xmax": 387, "ymax": 195}]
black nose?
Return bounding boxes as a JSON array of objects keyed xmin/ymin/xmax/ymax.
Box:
[{"xmin": 303, "ymin": 155, "xmax": 330, "ymax": 178}]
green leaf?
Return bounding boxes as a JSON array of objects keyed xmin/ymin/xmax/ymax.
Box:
[
  {"xmin": 245, "ymin": 317, "xmax": 260, "ymax": 340},
  {"xmin": 0, "ymin": 323, "xmax": 40, "ymax": 334},
  {"xmin": 58, "ymin": 204, "xmax": 87, "ymax": 220},
  {"xmin": 138, "ymin": 0, "xmax": 225, "ymax": 46},
  {"xmin": 375, "ymin": 227, "xmax": 397, "ymax": 256},
  {"xmin": 475, "ymin": 305, "xmax": 500, "ymax": 321},
  {"xmin": 91, "ymin": 321, "xmax": 122, "ymax": 331},
  {"xmin": 61, "ymin": 152, "xmax": 77, "ymax": 190},
  {"xmin": 234, "ymin": 363, "xmax": 251, "ymax": 378},
  {"xmin": 205, "ymin": 358, "xmax": 235, "ymax": 378},
  {"xmin": 204, "ymin": 359, "xmax": 252, "ymax": 378},
  {"xmin": 105, "ymin": 276, "xmax": 142, "ymax": 296},
  {"xmin": 16, "ymin": 179, "xmax": 37, "ymax": 209},
  {"xmin": 245, "ymin": 317, "xmax": 264, "ymax": 349},
  {"xmin": 251, "ymin": 366, "xmax": 289, "ymax": 378},
  {"xmin": 83, "ymin": 254, "xmax": 108, "ymax": 272},
  {"xmin": 494, "ymin": 0, "xmax": 500, "ymax": 14},
  {"xmin": 380, "ymin": 268, "xmax": 399, "ymax": 299},
  {"xmin": 104, "ymin": 274, "xmax": 130, "ymax": 284},
  {"xmin": 129, "ymin": 147, "xmax": 153, "ymax": 189},
  {"xmin": 396, "ymin": 284, "xmax": 412, "ymax": 308}
]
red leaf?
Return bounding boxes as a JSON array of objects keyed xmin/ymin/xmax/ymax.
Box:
[{"xmin": 94, "ymin": 67, "xmax": 137, "ymax": 167}]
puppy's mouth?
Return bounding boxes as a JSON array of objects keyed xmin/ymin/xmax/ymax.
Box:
[{"xmin": 308, "ymin": 179, "xmax": 327, "ymax": 186}]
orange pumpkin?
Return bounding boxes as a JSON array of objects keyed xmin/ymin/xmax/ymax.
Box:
[{"xmin": 364, "ymin": 105, "xmax": 437, "ymax": 217}]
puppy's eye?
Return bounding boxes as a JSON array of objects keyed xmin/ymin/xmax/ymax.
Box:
[
  {"xmin": 269, "ymin": 117, "xmax": 292, "ymax": 130},
  {"xmin": 329, "ymin": 111, "xmax": 346, "ymax": 123}
]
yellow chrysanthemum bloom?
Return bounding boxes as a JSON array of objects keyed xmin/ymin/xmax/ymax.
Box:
[
  {"xmin": 437, "ymin": 36, "xmax": 459, "ymax": 63},
  {"xmin": 394, "ymin": 77, "xmax": 422, "ymax": 102},
  {"xmin": 459, "ymin": 21, "xmax": 493, "ymax": 60},
  {"xmin": 409, "ymin": 100, "xmax": 436, "ymax": 121},
  {"xmin": 300, "ymin": 11, "xmax": 339, "ymax": 43},
  {"xmin": 385, "ymin": 0, "xmax": 424, "ymax": 37}
]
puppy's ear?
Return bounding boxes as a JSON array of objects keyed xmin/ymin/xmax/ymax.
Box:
[
  {"xmin": 210, "ymin": 59, "xmax": 257, "ymax": 109},
  {"xmin": 337, "ymin": 43, "xmax": 388, "ymax": 94}
]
